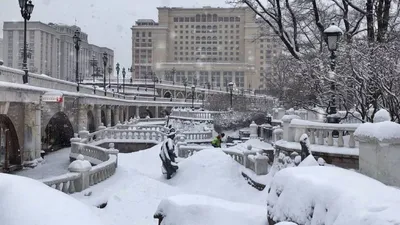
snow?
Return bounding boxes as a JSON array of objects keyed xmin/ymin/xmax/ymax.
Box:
[
  {"xmin": 0, "ymin": 173, "xmax": 105, "ymax": 225},
  {"xmin": 354, "ymin": 121, "xmax": 400, "ymax": 142},
  {"xmin": 155, "ymin": 194, "xmax": 267, "ymax": 225},
  {"xmin": 268, "ymin": 166, "xmax": 400, "ymax": 225},
  {"xmin": 324, "ymin": 24, "xmax": 343, "ymax": 34},
  {"xmin": 281, "ymin": 115, "xmax": 300, "ymax": 122},
  {"xmin": 374, "ymin": 109, "xmax": 391, "ymax": 123},
  {"xmin": 298, "ymin": 154, "xmax": 319, "ymax": 167},
  {"xmin": 68, "ymin": 154, "xmax": 92, "ymax": 172},
  {"xmin": 14, "ymin": 147, "xmax": 70, "ymax": 179},
  {"xmin": 71, "ymin": 144, "xmax": 268, "ymax": 225},
  {"xmin": 290, "ymin": 118, "xmax": 359, "ymax": 129},
  {"xmin": 276, "ymin": 222, "xmax": 298, "ymax": 225}
]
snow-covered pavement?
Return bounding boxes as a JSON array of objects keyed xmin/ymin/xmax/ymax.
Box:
[
  {"xmin": 72, "ymin": 144, "xmax": 268, "ymax": 225},
  {"xmin": 14, "ymin": 147, "xmax": 70, "ymax": 180}
]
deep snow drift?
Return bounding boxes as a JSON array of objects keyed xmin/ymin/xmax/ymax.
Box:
[
  {"xmin": 0, "ymin": 173, "xmax": 104, "ymax": 225},
  {"xmin": 155, "ymin": 194, "xmax": 267, "ymax": 225}
]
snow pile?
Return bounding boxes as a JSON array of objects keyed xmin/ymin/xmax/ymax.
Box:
[
  {"xmin": 267, "ymin": 166, "xmax": 400, "ymax": 225},
  {"xmin": 374, "ymin": 109, "xmax": 391, "ymax": 123},
  {"xmin": 155, "ymin": 194, "xmax": 267, "ymax": 225},
  {"xmin": 281, "ymin": 115, "xmax": 300, "ymax": 122},
  {"xmin": 354, "ymin": 121, "xmax": 400, "ymax": 142},
  {"xmin": 0, "ymin": 173, "xmax": 104, "ymax": 225},
  {"xmin": 166, "ymin": 149, "xmax": 264, "ymax": 204},
  {"xmin": 298, "ymin": 155, "xmax": 319, "ymax": 167}
]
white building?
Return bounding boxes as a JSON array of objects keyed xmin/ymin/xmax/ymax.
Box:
[
  {"xmin": 131, "ymin": 6, "xmax": 281, "ymax": 90},
  {"xmin": 2, "ymin": 21, "xmax": 114, "ymax": 81},
  {"xmin": 0, "ymin": 38, "xmax": 3, "ymax": 61}
]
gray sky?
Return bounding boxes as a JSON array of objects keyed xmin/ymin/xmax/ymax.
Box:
[{"xmin": 1, "ymin": 0, "xmax": 230, "ymax": 68}]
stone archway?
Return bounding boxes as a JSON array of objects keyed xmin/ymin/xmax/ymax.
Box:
[
  {"xmin": 176, "ymin": 92, "xmax": 185, "ymax": 99},
  {"xmin": 0, "ymin": 114, "xmax": 21, "ymax": 171},
  {"xmin": 164, "ymin": 91, "xmax": 172, "ymax": 98},
  {"xmin": 87, "ymin": 110, "xmax": 95, "ymax": 133},
  {"xmin": 43, "ymin": 112, "xmax": 74, "ymax": 152},
  {"xmin": 101, "ymin": 110, "xmax": 106, "ymax": 126}
]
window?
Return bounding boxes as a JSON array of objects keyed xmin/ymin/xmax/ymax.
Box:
[{"xmin": 148, "ymin": 32, "xmax": 152, "ymax": 37}]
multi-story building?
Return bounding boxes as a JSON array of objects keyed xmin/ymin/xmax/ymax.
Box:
[
  {"xmin": 131, "ymin": 6, "xmax": 280, "ymax": 91},
  {"xmin": 2, "ymin": 21, "xmax": 113, "ymax": 81},
  {"xmin": 0, "ymin": 38, "xmax": 3, "ymax": 61}
]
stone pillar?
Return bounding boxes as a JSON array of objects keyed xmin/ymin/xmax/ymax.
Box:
[
  {"xmin": 125, "ymin": 107, "xmax": 129, "ymax": 121},
  {"xmin": 78, "ymin": 104, "xmax": 88, "ymax": 132},
  {"xmin": 136, "ymin": 106, "xmax": 140, "ymax": 118},
  {"xmin": 155, "ymin": 106, "xmax": 159, "ymax": 118},
  {"xmin": 249, "ymin": 121, "xmax": 258, "ymax": 139},
  {"xmin": 282, "ymin": 115, "xmax": 300, "ymax": 142},
  {"xmin": 68, "ymin": 154, "xmax": 92, "ymax": 192},
  {"xmin": 120, "ymin": 107, "xmax": 124, "ymax": 122},
  {"xmin": 94, "ymin": 105, "xmax": 102, "ymax": 131},
  {"xmin": 34, "ymin": 104, "xmax": 42, "ymax": 159},
  {"xmin": 106, "ymin": 105, "xmax": 112, "ymax": 127},
  {"xmin": 114, "ymin": 106, "xmax": 120, "ymax": 125},
  {"xmin": 23, "ymin": 103, "xmax": 36, "ymax": 161}
]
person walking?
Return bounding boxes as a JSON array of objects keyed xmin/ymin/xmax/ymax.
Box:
[
  {"xmin": 159, "ymin": 128, "xmax": 178, "ymax": 179},
  {"xmin": 211, "ymin": 133, "xmax": 225, "ymax": 148}
]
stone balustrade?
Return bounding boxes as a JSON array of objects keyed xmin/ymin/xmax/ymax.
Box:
[
  {"xmin": 115, "ymin": 124, "xmax": 170, "ymax": 134},
  {"xmin": 288, "ymin": 119, "xmax": 359, "ymax": 148},
  {"xmin": 170, "ymin": 110, "xmax": 214, "ymax": 120},
  {"xmin": 41, "ymin": 141, "xmax": 118, "ymax": 194},
  {"xmin": 183, "ymin": 131, "xmax": 213, "ymax": 140}
]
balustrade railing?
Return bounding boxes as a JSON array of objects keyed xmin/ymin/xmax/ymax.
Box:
[
  {"xmin": 41, "ymin": 173, "xmax": 81, "ymax": 194},
  {"xmin": 183, "ymin": 131, "xmax": 213, "ymax": 140},
  {"xmin": 289, "ymin": 119, "xmax": 359, "ymax": 148}
]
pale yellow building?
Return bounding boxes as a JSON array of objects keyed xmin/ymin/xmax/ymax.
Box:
[{"xmin": 131, "ymin": 6, "xmax": 280, "ymax": 91}]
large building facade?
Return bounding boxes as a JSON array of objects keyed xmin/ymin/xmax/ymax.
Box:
[
  {"xmin": 2, "ymin": 22, "xmax": 114, "ymax": 81},
  {"xmin": 131, "ymin": 6, "xmax": 280, "ymax": 91},
  {"xmin": 0, "ymin": 38, "xmax": 3, "ymax": 61}
]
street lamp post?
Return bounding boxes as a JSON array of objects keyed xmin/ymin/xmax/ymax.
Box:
[
  {"xmin": 108, "ymin": 66, "xmax": 112, "ymax": 89},
  {"xmin": 324, "ymin": 23, "xmax": 343, "ymax": 124},
  {"xmin": 102, "ymin": 52, "xmax": 108, "ymax": 96},
  {"xmin": 171, "ymin": 67, "xmax": 176, "ymax": 85},
  {"xmin": 183, "ymin": 77, "xmax": 188, "ymax": 102},
  {"xmin": 153, "ymin": 74, "xmax": 158, "ymax": 101},
  {"xmin": 73, "ymin": 29, "xmax": 81, "ymax": 92},
  {"xmin": 122, "ymin": 67, "xmax": 126, "ymax": 96},
  {"xmin": 116, "ymin": 63, "xmax": 120, "ymax": 93},
  {"xmin": 201, "ymin": 90, "xmax": 205, "ymax": 109},
  {"xmin": 229, "ymin": 82, "xmax": 234, "ymax": 110},
  {"xmin": 19, "ymin": 0, "xmax": 34, "ymax": 84},
  {"xmin": 191, "ymin": 85, "xmax": 196, "ymax": 109}
]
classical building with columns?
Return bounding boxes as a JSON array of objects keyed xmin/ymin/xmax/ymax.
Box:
[{"xmin": 131, "ymin": 6, "xmax": 281, "ymax": 91}]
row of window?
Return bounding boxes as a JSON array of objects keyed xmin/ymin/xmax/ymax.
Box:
[
  {"xmin": 174, "ymin": 40, "xmax": 239, "ymax": 45},
  {"xmin": 175, "ymin": 24, "xmax": 240, "ymax": 29},
  {"xmin": 173, "ymin": 15, "xmax": 241, "ymax": 23},
  {"xmin": 173, "ymin": 57, "xmax": 241, "ymax": 62}
]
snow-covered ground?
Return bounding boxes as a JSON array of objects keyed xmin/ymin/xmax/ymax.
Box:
[
  {"xmin": 14, "ymin": 147, "xmax": 70, "ymax": 179},
  {"xmin": 71, "ymin": 145, "xmax": 267, "ymax": 225}
]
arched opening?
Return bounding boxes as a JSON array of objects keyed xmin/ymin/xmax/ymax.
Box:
[
  {"xmin": 0, "ymin": 115, "xmax": 21, "ymax": 171},
  {"xmin": 111, "ymin": 110, "xmax": 115, "ymax": 126},
  {"xmin": 176, "ymin": 92, "xmax": 185, "ymax": 99},
  {"xmin": 43, "ymin": 112, "xmax": 74, "ymax": 152},
  {"xmin": 101, "ymin": 110, "xmax": 106, "ymax": 126},
  {"xmin": 164, "ymin": 91, "xmax": 172, "ymax": 98},
  {"xmin": 87, "ymin": 110, "xmax": 95, "ymax": 133}
]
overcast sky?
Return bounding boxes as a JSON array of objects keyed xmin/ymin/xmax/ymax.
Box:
[{"xmin": 1, "ymin": 0, "xmax": 230, "ymax": 68}]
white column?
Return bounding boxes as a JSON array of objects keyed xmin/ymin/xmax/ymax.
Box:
[
  {"xmin": 94, "ymin": 105, "xmax": 102, "ymax": 129},
  {"xmin": 136, "ymin": 106, "xmax": 140, "ymax": 118},
  {"xmin": 78, "ymin": 104, "xmax": 88, "ymax": 132},
  {"xmin": 155, "ymin": 106, "xmax": 159, "ymax": 118},
  {"xmin": 114, "ymin": 106, "xmax": 120, "ymax": 124},
  {"xmin": 106, "ymin": 106, "xmax": 112, "ymax": 127},
  {"xmin": 34, "ymin": 104, "xmax": 42, "ymax": 159}
]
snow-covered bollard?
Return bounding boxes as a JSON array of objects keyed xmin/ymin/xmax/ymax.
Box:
[
  {"xmin": 249, "ymin": 121, "xmax": 258, "ymax": 139},
  {"xmin": 108, "ymin": 143, "xmax": 119, "ymax": 167},
  {"xmin": 98, "ymin": 123, "xmax": 106, "ymax": 131},
  {"xmin": 68, "ymin": 154, "xmax": 92, "ymax": 192},
  {"xmin": 254, "ymin": 153, "xmax": 269, "ymax": 175},
  {"xmin": 318, "ymin": 157, "xmax": 326, "ymax": 166},
  {"xmin": 79, "ymin": 128, "xmax": 89, "ymax": 140},
  {"xmin": 281, "ymin": 115, "xmax": 300, "ymax": 142}
]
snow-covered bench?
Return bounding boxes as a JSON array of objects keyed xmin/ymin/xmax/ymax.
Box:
[{"xmin": 267, "ymin": 166, "xmax": 400, "ymax": 225}]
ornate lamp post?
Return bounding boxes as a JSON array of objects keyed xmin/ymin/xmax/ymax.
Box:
[
  {"xmin": 171, "ymin": 67, "xmax": 176, "ymax": 85},
  {"xmin": 153, "ymin": 74, "xmax": 158, "ymax": 101},
  {"xmin": 108, "ymin": 66, "xmax": 112, "ymax": 88},
  {"xmin": 201, "ymin": 90, "xmax": 205, "ymax": 109},
  {"xmin": 229, "ymin": 82, "xmax": 234, "ymax": 110},
  {"xmin": 19, "ymin": 0, "xmax": 34, "ymax": 84},
  {"xmin": 122, "ymin": 67, "xmax": 126, "ymax": 96},
  {"xmin": 183, "ymin": 77, "xmax": 188, "ymax": 102},
  {"xmin": 191, "ymin": 85, "xmax": 196, "ymax": 109},
  {"xmin": 324, "ymin": 23, "xmax": 343, "ymax": 123},
  {"xmin": 116, "ymin": 63, "xmax": 120, "ymax": 93},
  {"xmin": 73, "ymin": 29, "xmax": 81, "ymax": 92},
  {"xmin": 102, "ymin": 52, "xmax": 108, "ymax": 96}
]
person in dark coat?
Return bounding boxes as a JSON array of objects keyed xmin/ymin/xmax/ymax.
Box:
[{"xmin": 160, "ymin": 128, "xmax": 178, "ymax": 179}]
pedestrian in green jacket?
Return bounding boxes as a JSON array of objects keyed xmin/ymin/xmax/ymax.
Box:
[{"xmin": 211, "ymin": 133, "xmax": 225, "ymax": 148}]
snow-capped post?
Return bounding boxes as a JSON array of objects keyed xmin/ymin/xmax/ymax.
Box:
[
  {"xmin": 249, "ymin": 121, "xmax": 258, "ymax": 139},
  {"xmin": 281, "ymin": 115, "xmax": 300, "ymax": 142},
  {"xmin": 299, "ymin": 133, "xmax": 311, "ymax": 161},
  {"xmin": 70, "ymin": 134, "xmax": 82, "ymax": 154},
  {"xmin": 78, "ymin": 128, "xmax": 89, "ymax": 142},
  {"xmin": 68, "ymin": 154, "xmax": 92, "ymax": 192},
  {"xmin": 254, "ymin": 153, "xmax": 269, "ymax": 175},
  {"xmin": 108, "ymin": 143, "xmax": 119, "ymax": 167}
]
